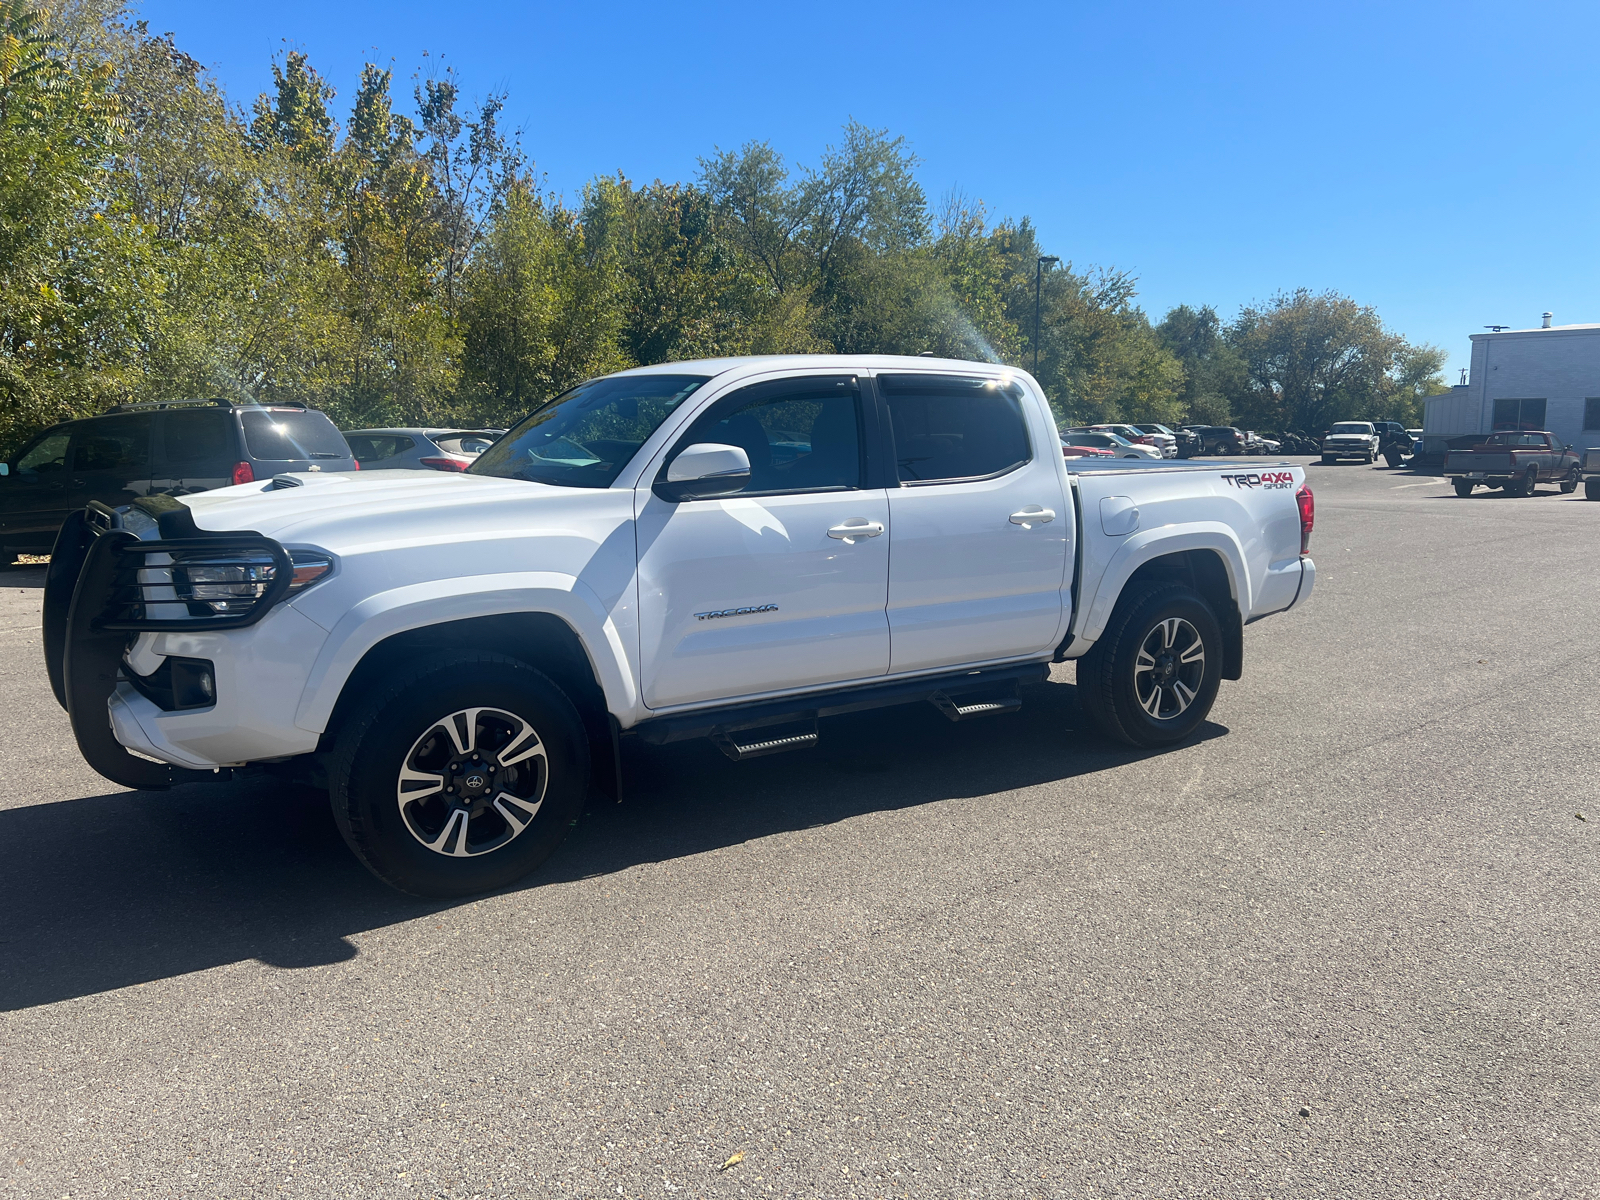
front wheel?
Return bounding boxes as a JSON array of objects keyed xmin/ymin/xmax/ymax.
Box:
[
  {"xmin": 1077, "ymin": 583, "xmax": 1223, "ymax": 748},
  {"xmin": 1453, "ymin": 479, "xmax": 1475, "ymax": 497},
  {"xmin": 1560, "ymin": 467, "xmax": 1580, "ymax": 494},
  {"xmin": 329, "ymin": 652, "xmax": 590, "ymax": 897}
]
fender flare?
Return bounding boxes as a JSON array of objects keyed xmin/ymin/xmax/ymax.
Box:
[
  {"xmin": 292, "ymin": 571, "xmax": 637, "ymax": 734},
  {"xmin": 1075, "ymin": 524, "xmax": 1250, "ymax": 645}
]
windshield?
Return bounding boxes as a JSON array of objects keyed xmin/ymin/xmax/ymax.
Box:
[
  {"xmin": 1330, "ymin": 423, "xmax": 1373, "ymax": 435},
  {"xmin": 469, "ymin": 374, "xmax": 712, "ymax": 487},
  {"xmin": 239, "ymin": 409, "xmax": 350, "ymax": 460}
]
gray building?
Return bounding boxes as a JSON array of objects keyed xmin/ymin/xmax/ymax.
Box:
[{"xmin": 1423, "ymin": 316, "xmax": 1600, "ymax": 456}]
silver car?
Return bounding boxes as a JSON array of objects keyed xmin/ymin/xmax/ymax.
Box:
[{"xmin": 343, "ymin": 428, "xmax": 502, "ymax": 473}]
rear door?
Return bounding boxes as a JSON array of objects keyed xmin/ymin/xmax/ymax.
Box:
[
  {"xmin": 635, "ymin": 373, "xmax": 892, "ymax": 709},
  {"xmin": 68, "ymin": 413, "xmax": 155, "ymax": 513},
  {"xmin": 877, "ymin": 372, "xmax": 1070, "ymax": 673}
]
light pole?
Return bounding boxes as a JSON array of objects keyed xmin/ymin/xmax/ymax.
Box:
[{"xmin": 1034, "ymin": 255, "xmax": 1059, "ymax": 378}]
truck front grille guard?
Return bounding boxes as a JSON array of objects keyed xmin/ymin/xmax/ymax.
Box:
[{"xmin": 45, "ymin": 501, "xmax": 293, "ymax": 789}]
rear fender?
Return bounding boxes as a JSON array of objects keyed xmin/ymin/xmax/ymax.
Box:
[{"xmin": 1074, "ymin": 525, "xmax": 1249, "ymax": 646}]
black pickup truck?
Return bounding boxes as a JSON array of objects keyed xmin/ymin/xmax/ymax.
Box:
[{"xmin": 1444, "ymin": 431, "xmax": 1582, "ymax": 497}]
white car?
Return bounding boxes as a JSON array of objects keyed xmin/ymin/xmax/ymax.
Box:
[
  {"xmin": 47, "ymin": 356, "xmax": 1317, "ymax": 897},
  {"xmin": 1321, "ymin": 422, "xmax": 1379, "ymax": 463},
  {"xmin": 1090, "ymin": 423, "xmax": 1177, "ymax": 458},
  {"xmin": 1065, "ymin": 428, "xmax": 1164, "ymax": 460}
]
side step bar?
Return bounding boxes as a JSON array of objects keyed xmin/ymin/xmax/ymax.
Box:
[
  {"xmin": 929, "ymin": 681, "xmax": 1023, "ymax": 722},
  {"xmin": 710, "ymin": 719, "xmax": 820, "ymax": 762},
  {"xmin": 634, "ymin": 662, "xmax": 1048, "ymax": 761}
]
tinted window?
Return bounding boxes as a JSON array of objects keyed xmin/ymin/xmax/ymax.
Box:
[
  {"xmin": 672, "ymin": 376, "xmax": 862, "ymax": 495},
  {"xmin": 15, "ymin": 432, "xmax": 71, "ymax": 475},
  {"xmin": 433, "ymin": 434, "xmax": 495, "ymax": 456},
  {"xmin": 71, "ymin": 415, "xmax": 152, "ymax": 472},
  {"xmin": 879, "ymin": 374, "xmax": 1031, "ymax": 484},
  {"xmin": 346, "ymin": 434, "xmax": 415, "ymax": 463},
  {"xmin": 163, "ymin": 409, "xmax": 234, "ymax": 465},
  {"xmin": 240, "ymin": 410, "xmax": 350, "ymax": 460},
  {"xmin": 472, "ymin": 374, "xmax": 711, "ymax": 488},
  {"xmin": 1585, "ymin": 399, "xmax": 1600, "ymax": 431},
  {"xmin": 1066, "ymin": 433, "xmax": 1114, "ymax": 448}
]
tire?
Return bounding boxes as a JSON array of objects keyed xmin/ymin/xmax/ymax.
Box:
[
  {"xmin": 1077, "ymin": 583, "xmax": 1223, "ymax": 748},
  {"xmin": 329, "ymin": 651, "xmax": 590, "ymax": 898},
  {"xmin": 1517, "ymin": 467, "xmax": 1538, "ymax": 497},
  {"xmin": 1453, "ymin": 479, "xmax": 1475, "ymax": 497},
  {"xmin": 1587, "ymin": 478, "xmax": 1600, "ymax": 500},
  {"xmin": 1364, "ymin": 451, "xmax": 1375, "ymax": 464},
  {"xmin": 1321, "ymin": 455, "xmax": 1334, "ymax": 465},
  {"xmin": 1560, "ymin": 468, "xmax": 1580, "ymax": 494}
]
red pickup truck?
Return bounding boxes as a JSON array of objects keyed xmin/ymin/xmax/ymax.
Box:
[{"xmin": 1444, "ymin": 431, "xmax": 1582, "ymax": 497}]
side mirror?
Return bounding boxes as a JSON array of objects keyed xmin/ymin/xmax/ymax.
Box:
[{"xmin": 653, "ymin": 443, "xmax": 751, "ymax": 503}]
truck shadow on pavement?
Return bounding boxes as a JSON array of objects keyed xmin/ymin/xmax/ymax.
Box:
[{"xmin": 0, "ymin": 676, "xmax": 1224, "ymax": 1011}]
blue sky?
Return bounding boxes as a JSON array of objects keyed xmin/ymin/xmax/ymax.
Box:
[{"xmin": 139, "ymin": 0, "xmax": 1598, "ymax": 380}]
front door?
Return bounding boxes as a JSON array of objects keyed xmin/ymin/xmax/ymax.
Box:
[
  {"xmin": 877, "ymin": 372, "xmax": 1071, "ymax": 673},
  {"xmin": 635, "ymin": 374, "xmax": 891, "ymax": 710},
  {"xmin": 0, "ymin": 429, "xmax": 73, "ymax": 551}
]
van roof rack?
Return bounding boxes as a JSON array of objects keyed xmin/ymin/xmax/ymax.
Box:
[{"xmin": 109, "ymin": 397, "xmax": 309, "ymax": 413}]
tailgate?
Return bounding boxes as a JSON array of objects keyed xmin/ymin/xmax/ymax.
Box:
[{"xmin": 1447, "ymin": 451, "xmax": 1512, "ymax": 473}]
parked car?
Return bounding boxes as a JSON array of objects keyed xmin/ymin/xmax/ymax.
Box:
[
  {"xmin": 1444, "ymin": 431, "xmax": 1582, "ymax": 496},
  {"xmin": 1062, "ymin": 429, "xmax": 1164, "ymax": 460},
  {"xmin": 1139, "ymin": 423, "xmax": 1201, "ymax": 458},
  {"xmin": 1088, "ymin": 423, "xmax": 1176, "ymax": 458},
  {"xmin": 1060, "ymin": 437, "xmax": 1115, "ymax": 459},
  {"xmin": 1582, "ymin": 448, "xmax": 1600, "ymax": 500},
  {"xmin": 345, "ymin": 428, "xmax": 503, "ymax": 473},
  {"xmin": 1184, "ymin": 425, "xmax": 1247, "ymax": 455},
  {"xmin": 1251, "ymin": 434, "xmax": 1283, "ymax": 455},
  {"xmin": 1320, "ymin": 421, "xmax": 1380, "ymax": 463},
  {"xmin": 45, "ymin": 355, "xmax": 1316, "ymax": 897},
  {"xmin": 0, "ymin": 398, "xmax": 354, "ymax": 566}
]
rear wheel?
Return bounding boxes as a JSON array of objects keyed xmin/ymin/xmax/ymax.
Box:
[
  {"xmin": 329, "ymin": 652, "xmax": 590, "ymax": 897},
  {"xmin": 1077, "ymin": 583, "xmax": 1223, "ymax": 748},
  {"xmin": 1516, "ymin": 467, "xmax": 1539, "ymax": 497},
  {"xmin": 1453, "ymin": 479, "xmax": 1475, "ymax": 497}
]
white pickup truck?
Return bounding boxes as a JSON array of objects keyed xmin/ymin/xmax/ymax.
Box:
[{"xmin": 44, "ymin": 357, "xmax": 1316, "ymax": 896}]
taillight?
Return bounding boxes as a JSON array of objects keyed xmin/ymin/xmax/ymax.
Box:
[
  {"xmin": 418, "ymin": 457, "xmax": 469, "ymax": 472},
  {"xmin": 352, "ymin": 459, "xmax": 360, "ymax": 470},
  {"xmin": 1296, "ymin": 484, "xmax": 1314, "ymax": 554},
  {"xmin": 231, "ymin": 461, "xmax": 254, "ymax": 486}
]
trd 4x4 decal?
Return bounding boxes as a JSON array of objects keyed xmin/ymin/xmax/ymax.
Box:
[{"xmin": 1220, "ymin": 471, "xmax": 1294, "ymax": 490}]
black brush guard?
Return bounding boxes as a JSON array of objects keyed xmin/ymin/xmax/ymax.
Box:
[{"xmin": 44, "ymin": 497, "xmax": 291, "ymax": 790}]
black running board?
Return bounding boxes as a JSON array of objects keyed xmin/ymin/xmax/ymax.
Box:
[{"xmin": 632, "ymin": 661, "xmax": 1049, "ymax": 755}]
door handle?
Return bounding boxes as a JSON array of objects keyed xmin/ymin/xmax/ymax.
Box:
[
  {"xmin": 827, "ymin": 519, "xmax": 884, "ymax": 542},
  {"xmin": 1009, "ymin": 506, "xmax": 1055, "ymax": 525}
]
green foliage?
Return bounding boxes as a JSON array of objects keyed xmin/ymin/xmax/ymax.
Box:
[
  {"xmin": 1226, "ymin": 288, "xmax": 1445, "ymax": 431},
  {"xmin": 0, "ymin": 3, "xmax": 1448, "ymax": 458}
]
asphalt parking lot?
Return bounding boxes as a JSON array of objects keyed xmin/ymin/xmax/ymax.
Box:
[{"xmin": 2, "ymin": 460, "xmax": 1596, "ymax": 1199}]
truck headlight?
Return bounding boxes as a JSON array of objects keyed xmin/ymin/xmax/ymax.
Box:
[{"xmin": 171, "ymin": 549, "xmax": 333, "ymax": 615}]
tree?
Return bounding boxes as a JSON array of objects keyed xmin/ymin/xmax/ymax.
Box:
[
  {"xmin": 1156, "ymin": 304, "xmax": 1248, "ymax": 425},
  {"xmin": 1227, "ymin": 289, "xmax": 1442, "ymax": 431}
]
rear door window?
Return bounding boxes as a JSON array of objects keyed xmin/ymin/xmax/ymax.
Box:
[
  {"xmin": 70, "ymin": 415, "xmax": 152, "ymax": 473},
  {"xmin": 878, "ymin": 374, "xmax": 1031, "ymax": 484},
  {"xmin": 347, "ymin": 434, "xmax": 415, "ymax": 463},
  {"xmin": 240, "ymin": 410, "xmax": 351, "ymax": 460}
]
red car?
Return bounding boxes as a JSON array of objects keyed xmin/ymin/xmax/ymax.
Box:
[{"xmin": 1061, "ymin": 436, "xmax": 1115, "ymax": 459}]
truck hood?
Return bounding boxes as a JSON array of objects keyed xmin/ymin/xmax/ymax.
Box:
[{"xmin": 172, "ymin": 469, "xmax": 590, "ymax": 550}]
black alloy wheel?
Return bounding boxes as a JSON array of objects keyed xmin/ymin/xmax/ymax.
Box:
[
  {"xmin": 330, "ymin": 651, "xmax": 590, "ymax": 897},
  {"xmin": 1076, "ymin": 582, "xmax": 1223, "ymax": 748}
]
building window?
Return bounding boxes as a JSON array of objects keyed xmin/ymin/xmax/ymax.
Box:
[
  {"xmin": 1585, "ymin": 399, "xmax": 1600, "ymax": 431},
  {"xmin": 1492, "ymin": 398, "xmax": 1547, "ymax": 431}
]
